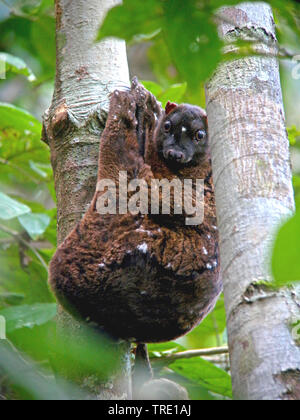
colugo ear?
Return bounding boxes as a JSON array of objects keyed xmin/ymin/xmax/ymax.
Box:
[{"xmin": 165, "ymin": 101, "xmax": 178, "ymax": 115}]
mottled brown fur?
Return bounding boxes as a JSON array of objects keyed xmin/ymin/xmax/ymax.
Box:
[{"xmin": 49, "ymin": 81, "xmax": 222, "ymax": 343}]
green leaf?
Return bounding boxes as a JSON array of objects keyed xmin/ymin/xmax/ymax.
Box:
[
  {"xmin": 18, "ymin": 213, "xmax": 50, "ymax": 240},
  {"xmin": 148, "ymin": 37, "xmax": 180, "ymax": 87},
  {"xmin": 159, "ymin": 82, "xmax": 187, "ymax": 108},
  {"xmin": 0, "ymin": 341, "xmax": 87, "ymax": 400},
  {"xmin": 0, "ymin": 303, "xmax": 57, "ymax": 333},
  {"xmin": 0, "ymin": 245, "xmax": 53, "ymax": 304},
  {"xmin": 35, "ymin": 0, "xmax": 54, "ymax": 15},
  {"xmin": 0, "ymin": 192, "xmax": 31, "ymax": 220},
  {"xmin": 0, "ymin": 292, "xmax": 25, "ymax": 306},
  {"xmin": 270, "ymin": 0, "xmax": 300, "ymax": 40},
  {"xmin": 19, "ymin": 0, "xmax": 43, "ymax": 15},
  {"xmin": 31, "ymin": 16, "xmax": 56, "ymax": 67},
  {"xmin": 141, "ymin": 81, "xmax": 187, "ymax": 108},
  {"xmin": 39, "ymin": 248, "xmax": 56, "ymax": 264},
  {"xmin": 29, "ymin": 161, "xmax": 51, "ymax": 179},
  {"xmin": 288, "ymin": 125, "xmax": 300, "ymax": 146},
  {"xmin": 163, "ymin": 370, "xmax": 217, "ymax": 400},
  {"xmin": 0, "ymin": 102, "xmax": 41, "ymax": 137},
  {"xmin": 148, "ymin": 341, "xmax": 185, "ymax": 356},
  {"xmin": 163, "ymin": 0, "xmax": 223, "ymax": 87},
  {"xmin": 0, "ymin": 103, "xmax": 51, "ymax": 197},
  {"xmin": 141, "ymin": 80, "xmax": 164, "ymax": 98},
  {"xmin": 97, "ymin": 0, "xmax": 162, "ymax": 43},
  {"xmin": 210, "ymin": 0, "xmax": 245, "ymax": 7},
  {"xmin": 0, "ymin": 52, "xmax": 36, "ymax": 81},
  {"xmin": 185, "ymin": 295, "xmax": 227, "ymax": 348},
  {"xmin": 169, "ymin": 358, "xmax": 232, "ymax": 398},
  {"xmin": 1, "ymin": 0, "xmax": 43, "ymax": 15},
  {"xmin": 272, "ymin": 209, "xmax": 300, "ymax": 287},
  {"xmin": 98, "ymin": 0, "xmax": 223, "ymax": 87},
  {"xmin": 293, "ymin": 176, "xmax": 300, "ymax": 201}
]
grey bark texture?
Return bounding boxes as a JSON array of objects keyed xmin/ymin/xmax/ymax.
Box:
[
  {"xmin": 43, "ymin": 0, "xmax": 132, "ymax": 399},
  {"xmin": 206, "ymin": 2, "xmax": 300, "ymax": 400}
]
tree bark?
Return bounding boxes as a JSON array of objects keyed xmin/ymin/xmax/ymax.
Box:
[
  {"xmin": 206, "ymin": 2, "xmax": 300, "ymax": 400},
  {"xmin": 43, "ymin": 0, "xmax": 132, "ymax": 399}
]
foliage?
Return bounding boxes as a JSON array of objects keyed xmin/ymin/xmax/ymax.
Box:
[
  {"xmin": 0, "ymin": 52, "xmax": 36, "ymax": 81},
  {"xmin": 0, "ymin": 340, "xmax": 85, "ymax": 400},
  {"xmin": 169, "ymin": 358, "xmax": 232, "ymax": 398},
  {"xmin": 141, "ymin": 80, "xmax": 187, "ymax": 108},
  {"xmin": 0, "ymin": 0, "xmax": 299, "ymax": 401},
  {"xmin": 288, "ymin": 126, "xmax": 300, "ymax": 147},
  {"xmin": 272, "ymin": 200, "xmax": 300, "ymax": 287},
  {"xmin": 98, "ymin": 0, "xmax": 300, "ymax": 96}
]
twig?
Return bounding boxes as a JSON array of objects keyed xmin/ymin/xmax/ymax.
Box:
[
  {"xmin": 151, "ymin": 346, "xmax": 229, "ymax": 364},
  {"xmin": 0, "ymin": 224, "xmax": 48, "ymax": 272}
]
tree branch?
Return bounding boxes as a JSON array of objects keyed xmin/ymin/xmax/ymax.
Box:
[{"xmin": 151, "ymin": 347, "xmax": 229, "ymax": 364}]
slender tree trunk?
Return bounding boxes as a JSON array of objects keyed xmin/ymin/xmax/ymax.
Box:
[
  {"xmin": 206, "ymin": 2, "xmax": 300, "ymax": 400},
  {"xmin": 43, "ymin": 0, "xmax": 132, "ymax": 399}
]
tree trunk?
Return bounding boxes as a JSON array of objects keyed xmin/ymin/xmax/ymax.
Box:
[
  {"xmin": 43, "ymin": 0, "xmax": 132, "ymax": 399},
  {"xmin": 206, "ymin": 2, "xmax": 300, "ymax": 400}
]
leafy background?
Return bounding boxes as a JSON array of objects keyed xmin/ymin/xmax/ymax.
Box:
[{"xmin": 0, "ymin": 0, "xmax": 299, "ymax": 400}]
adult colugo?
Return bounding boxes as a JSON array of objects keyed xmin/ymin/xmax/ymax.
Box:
[{"xmin": 49, "ymin": 79, "xmax": 222, "ymax": 343}]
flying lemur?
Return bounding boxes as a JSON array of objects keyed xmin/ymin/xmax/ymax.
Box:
[{"xmin": 49, "ymin": 79, "xmax": 221, "ymax": 343}]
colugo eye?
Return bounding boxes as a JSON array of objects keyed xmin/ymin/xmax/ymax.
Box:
[
  {"xmin": 164, "ymin": 121, "xmax": 171, "ymax": 132},
  {"xmin": 195, "ymin": 130, "xmax": 205, "ymax": 141}
]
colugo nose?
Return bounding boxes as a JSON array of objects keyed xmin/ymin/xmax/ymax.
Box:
[{"xmin": 168, "ymin": 150, "xmax": 184, "ymax": 161}]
